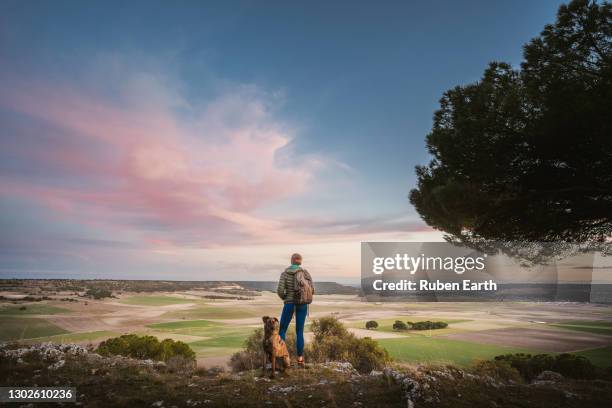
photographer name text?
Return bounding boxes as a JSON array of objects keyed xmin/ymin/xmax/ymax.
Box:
[{"xmin": 372, "ymin": 279, "xmax": 497, "ymax": 291}]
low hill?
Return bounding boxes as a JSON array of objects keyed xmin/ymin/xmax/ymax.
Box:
[
  {"xmin": 0, "ymin": 279, "xmax": 359, "ymax": 296},
  {"xmin": 235, "ymin": 281, "xmax": 359, "ymax": 295}
]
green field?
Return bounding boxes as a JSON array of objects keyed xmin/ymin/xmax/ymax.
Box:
[
  {"xmin": 119, "ymin": 295, "xmax": 196, "ymax": 306},
  {"xmin": 575, "ymin": 346, "xmax": 612, "ymax": 368},
  {"xmin": 147, "ymin": 319, "xmax": 256, "ymax": 357},
  {"xmin": 0, "ymin": 316, "xmax": 69, "ymax": 341},
  {"xmin": 549, "ymin": 321, "xmax": 612, "ymax": 336},
  {"xmin": 0, "ymin": 304, "xmax": 71, "ymax": 315},
  {"xmin": 148, "ymin": 319, "xmax": 223, "ymax": 333},
  {"xmin": 162, "ymin": 305, "xmax": 262, "ymax": 320},
  {"xmin": 378, "ymin": 337, "xmax": 534, "ymax": 367}
]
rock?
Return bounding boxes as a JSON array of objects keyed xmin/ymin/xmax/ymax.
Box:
[
  {"xmin": 383, "ymin": 368, "xmax": 420, "ymax": 407},
  {"xmin": 535, "ymin": 371, "xmax": 563, "ymax": 383},
  {"xmin": 1, "ymin": 343, "xmax": 87, "ymax": 363},
  {"xmin": 151, "ymin": 401, "xmax": 164, "ymax": 407},
  {"xmin": 48, "ymin": 360, "xmax": 65, "ymax": 370},
  {"xmin": 269, "ymin": 385, "xmax": 298, "ymax": 393},
  {"xmin": 321, "ymin": 361, "xmax": 358, "ymax": 375},
  {"xmin": 564, "ymin": 391, "xmax": 578, "ymax": 399},
  {"xmin": 369, "ymin": 370, "xmax": 383, "ymax": 377}
]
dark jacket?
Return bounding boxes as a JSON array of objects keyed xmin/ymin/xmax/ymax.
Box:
[{"xmin": 277, "ymin": 266, "xmax": 314, "ymax": 304}]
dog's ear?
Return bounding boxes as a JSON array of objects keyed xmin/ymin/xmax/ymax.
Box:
[
  {"xmin": 262, "ymin": 316, "xmax": 269, "ymax": 323},
  {"xmin": 273, "ymin": 317, "xmax": 279, "ymax": 322}
]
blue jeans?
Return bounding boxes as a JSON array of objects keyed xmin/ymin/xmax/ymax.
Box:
[{"xmin": 279, "ymin": 303, "xmax": 308, "ymax": 356}]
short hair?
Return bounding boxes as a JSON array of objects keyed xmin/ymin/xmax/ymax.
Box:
[{"xmin": 291, "ymin": 253, "xmax": 302, "ymax": 264}]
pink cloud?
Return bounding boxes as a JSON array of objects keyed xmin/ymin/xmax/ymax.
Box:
[
  {"xmin": 0, "ymin": 73, "xmax": 430, "ymax": 251},
  {"xmin": 0, "ymin": 76, "xmax": 326, "ymax": 246}
]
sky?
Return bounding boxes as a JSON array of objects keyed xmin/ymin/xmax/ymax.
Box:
[{"xmin": 0, "ymin": 0, "xmax": 567, "ymax": 283}]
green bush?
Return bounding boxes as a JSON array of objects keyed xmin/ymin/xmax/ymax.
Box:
[
  {"xmin": 311, "ymin": 316, "xmax": 349, "ymax": 341},
  {"xmin": 85, "ymin": 288, "xmax": 113, "ymax": 299},
  {"xmin": 411, "ymin": 321, "xmax": 448, "ymax": 330},
  {"xmin": 365, "ymin": 320, "xmax": 378, "ymax": 330},
  {"xmin": 308, "ymin": 316, "xmax": 390, "ymax": 373},
  {"xmin": 97, "ymin": 334, "xmax": 195, "ymax": 363},
  {"xmin": 494, "ymin": 353, "xmax": 597, "ymax": 381},
  {"xmin": 473, "ymin": 360, "xmax": 522, "ymax": 382},
  {"xmin": 392, "ymin": 320, "xmax": 408, "ymax": 331}
]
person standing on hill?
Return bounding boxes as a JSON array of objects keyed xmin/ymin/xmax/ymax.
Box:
[{"xmin": 276, "ymin": 253, "xmax": 314, "ymax": 366}]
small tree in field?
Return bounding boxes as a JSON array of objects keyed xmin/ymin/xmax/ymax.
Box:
[
  {"xmin": 365, "ymin": 320, "xmax": 378, "ymax": 330},
  {"xmin": 392, "ymin": 320, "xmax": 408, "ymax": 331}
]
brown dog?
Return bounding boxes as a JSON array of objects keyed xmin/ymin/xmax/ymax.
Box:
[{"xmin": 262, "ymin": 316, "xmax": 290, "ymax": 378}]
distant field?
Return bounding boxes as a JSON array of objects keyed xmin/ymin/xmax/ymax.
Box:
[
  {"xmin": 189, "ymin": 329, "xmax": 252, "ymax": 349},
  {"xmin": 148, "ymin": 319, "xmax": 255, "ymax": 357},
  {"xmin": 575, "ymin": 346, "xmax": 612, "ymax": 368},
  {"xmin": 21, "ymin": 330, "xmax": 118, "ymax": 344},
  {"xmin": 0, "ymin": 316, "xmax": 69, "ymax": 341},
  {"xmin": 148, "ymin": 319, "xmax": 255, "ymax": 341},
  {"xmin": 549, "ymin": 321, "xmax": 612, "ymax": 336},
  {"xmin": 148, "ymin": 319, "xmax": 222, "ymax": 332},
  {"xmin": 119, "ymin": 295, "xmax": 195, "ymax": 306},
  {"xmin": 0, "ymin": 304, "xmax": 71, "ymax": 315},
  {"xmin": 378, "ymin": 337, "xmax": 534, "ymax": 367},
  {"xmin": 162, "ymin": 305, "xmax": 261, "ymax": 320}
]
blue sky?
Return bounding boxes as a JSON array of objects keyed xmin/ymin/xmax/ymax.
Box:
[{"xmin": 0, "ymin": 0, "xmax": 566, "ymax": 282}]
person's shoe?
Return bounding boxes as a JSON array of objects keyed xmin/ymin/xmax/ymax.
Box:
[{"xmin": 297, "ymin": 356, "xmax": 305, "ymax": 367}]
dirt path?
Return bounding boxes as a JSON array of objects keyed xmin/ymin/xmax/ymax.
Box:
[{"xmin": 348, "ymin": 328, "xmax": 406, "ymax": 339}]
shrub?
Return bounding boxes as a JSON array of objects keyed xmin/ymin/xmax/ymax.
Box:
[
  {"xmin": 392, "ymin": 320, "xmax": 408, "ymax": 331},
  {"xmin": 85, "ymin": 288, "xmax": 113, "ymax": 299},
  {"xmin": 411, "ymin": 321, "xmax": 448, "ymax": 330},
  {"xmin": 97, "ymin": 334, "xmax": 195, "ymax": 363},
  {"xmin": 230, "ymin": 350, "xmax": 259, "ymax": 372},
  {"xmin": 307, "ymin": 316, "xmax": 390, "ymax": 373},
  {"xmin": 365, "ymin": 320, "xmax": 378, "ymax": 330},
  {"xmin": 348, "ymin": 336, "xmax": 390, "ymax": 373},
  {"xmin": 473, "ymin": 360, "xmax": 522, "ymax": 382},
  {"xmin": 552, "ymin": 353, "xmax": 596, "ymax": 380},
  {"xmin": 158, "ymin": 338, "xmax": 196, "ymax": 362},
  {"xmin": 311, "ymin": 316, "xmax": 349, "ymax": 341},
  {"xmin": 494, "ymin": 353, "xmax": 596, "ymax": 381},
  {"xmin": 230, "ymin": 316, "xmax": 389, "ymax": 374},
  {"xmin": 166, "ymin": 355, "xmax": 196, "ymax": 374}
]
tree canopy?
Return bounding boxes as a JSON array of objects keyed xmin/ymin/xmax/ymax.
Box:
[{"xmin": 410, "ymin": 0, "xmax": 611, "ymax": 260}]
